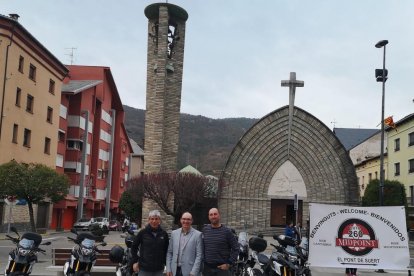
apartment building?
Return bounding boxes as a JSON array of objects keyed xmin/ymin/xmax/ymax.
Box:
[
  {"xmin": 0, "ymin": 14, "xmax": 68, "ymax": 229},
  {"xmin": 51, "ymin": 65, "xmax": 132, "ymax": 230}
]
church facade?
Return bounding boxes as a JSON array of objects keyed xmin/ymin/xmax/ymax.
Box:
[{"xmin": 218, "ymin": 105, "xmax": 359, "ymax": 232}]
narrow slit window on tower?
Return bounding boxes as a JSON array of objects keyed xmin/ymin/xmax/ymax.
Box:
[{"xmin": 167, "ymin": 22, "xmax": 179, "ymax": 59}]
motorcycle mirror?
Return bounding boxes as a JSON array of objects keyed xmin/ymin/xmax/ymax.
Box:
[
  {"xmin": 272, "ymin": 234, "xmax": 278, "ymax": 240},
  {"xmin": 101, "ymin": 242, "xmax": 107, "ymax": 246},
  {"xmin": 10, "ymin": 226, "xmax": 19, "ymax": 235},
  {"xmin": 42, "ymin": 241, "xmax": 52, "ymax": 246},
  {"xmin": 257, "ymin": 233, "xmax": 264, "ymax": 238}
]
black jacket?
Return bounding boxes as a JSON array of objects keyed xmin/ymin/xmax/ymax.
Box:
[{"xmin": 131, "ymin": 224, "xmax": 169, "ymax": 272}]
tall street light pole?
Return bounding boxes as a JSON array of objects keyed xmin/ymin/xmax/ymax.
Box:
[{"xmin": 375, "ymin": 40, "xmax": 389, "ymax": 207}]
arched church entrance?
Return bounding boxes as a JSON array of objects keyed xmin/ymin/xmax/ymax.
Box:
[{"xmin": 218, "ymin": 105, "xmax": 359, "ymax": 233}]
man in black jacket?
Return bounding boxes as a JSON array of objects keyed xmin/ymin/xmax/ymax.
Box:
[{"xmin": 131, "ymin": 210, "xmax": 169, "ymax": 276}]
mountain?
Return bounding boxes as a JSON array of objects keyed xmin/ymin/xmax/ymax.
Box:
[{"xmin": 123, "ymin": 105, "xmax": 258, "ymax": 176}]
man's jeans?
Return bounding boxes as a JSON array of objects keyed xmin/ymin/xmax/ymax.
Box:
[
  {"xmin": 138, "ymin": 269, "xmax": 164, "ymax": 276},
  {"xmin": 202, "ymin": 265, "xmax": 231, "ymax": 276}
]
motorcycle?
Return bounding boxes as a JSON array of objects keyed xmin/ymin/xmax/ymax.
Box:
[
  {"xmin": 247, "ymin": 235, "xmax": 303, "ymax": 276},
  {"xmin": 109, "ymin": 229, "xmax": 137, "ymax": 276},
  {"xmin": 4, "ymin": 226, "xmax": 51, "ymax": 276},
  {"xmin": 272, "ymin": 235, "xmax": 311, "ymax": 276},
  {"xmin": 63, "ymin": 228, "xmax": 107, "ymax": 276},
  {"xmin": 233, "ymin": 231, "xmax": 255, "ymax": 276}
]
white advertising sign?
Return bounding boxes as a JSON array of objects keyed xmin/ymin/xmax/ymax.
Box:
[{"xmin": 308, "ymin": 203, "xmax": 410, "ymax": 270}]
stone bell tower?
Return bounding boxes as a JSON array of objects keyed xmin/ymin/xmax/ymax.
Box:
[{"xmin": 141, "ymin": 3, "xmax": 188, "ymax": 224}]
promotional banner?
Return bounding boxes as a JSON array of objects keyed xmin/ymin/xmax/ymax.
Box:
[{"xmin": 308, "ymin": 203, "xmax": 410, "ymax": 270}]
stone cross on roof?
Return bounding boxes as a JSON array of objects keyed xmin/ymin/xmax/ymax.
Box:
[{"xmin": 281, "ymin": 72, "xmax": 304, "ymax": 158}]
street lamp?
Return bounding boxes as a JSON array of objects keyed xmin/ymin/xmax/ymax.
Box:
[{"xmin": 375, "ymin": 39, "xmax": 388, "ymax": 207}]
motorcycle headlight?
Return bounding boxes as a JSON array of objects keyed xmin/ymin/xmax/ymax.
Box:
[
  {"xmin": 81, "ymin": 247, "xmax": 93, "ymax": 255},
  {"xmin": 18, "ymin": 247, "xmax": 31, "ymax": 256}
]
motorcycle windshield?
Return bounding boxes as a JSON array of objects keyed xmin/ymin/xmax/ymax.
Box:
[
  {"xmin": 19, "ymin": 238, "xmax": 34, "ymax": 249},
  {"xmin": 81, "ymin": 238, "xmax": 95, "ymax": 249},
  {"xmin": 238, "ymin": 232, "xmax": 248, "ymax": 247}
]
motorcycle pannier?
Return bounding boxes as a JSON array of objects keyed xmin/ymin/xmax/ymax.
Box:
[{"xmin": 248, "ymin": 237, "xmax": 267, "ymax": 252}]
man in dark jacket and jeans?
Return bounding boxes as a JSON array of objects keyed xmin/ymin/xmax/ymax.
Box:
[{"xmin": 131, "ymin": 210, "xmax": 169, "ymax": 276}]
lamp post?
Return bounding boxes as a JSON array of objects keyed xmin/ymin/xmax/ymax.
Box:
[{"xmin": 375, "ymin": 40, "xmax": 388, "ymax": 207}]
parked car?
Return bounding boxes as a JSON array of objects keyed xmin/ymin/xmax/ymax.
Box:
[
  {"xmin": 73, "ymin": 217, "xmax": 95, "ymax": 231},
  {"xmin": 108, "ymin": 220, "xmax": 122, "ymax": 231},
  {"xmin": 88, "ymin": 217, "xmax": 109, "ymax": 231},
  {"xmin": 93, "ymin": 217, "xmax": 109, "ymax": 228}
]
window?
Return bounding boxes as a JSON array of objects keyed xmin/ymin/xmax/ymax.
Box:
[
  {"xmin": 64, "ymin": 168, "xmax": 76, "ymax": 173},
  {"xmin": 122, "ymin": 143, "xmax": 127, "ymax": 153},
  {"xmin": 409, "ymin": 132, "xmax": 414, "ymax": 147},
  {"xmin": 44, "ymin": 137, "xmax": 51, "ymax": 154},
  {"xmin": 368, "ymin": 173, "xmax": 372, "ymax": 182},
  {"xmin": 23, "ymin": 128, "xmax": 31, "ymax": 147},
  {"xmin": 394, "ymin": 138, "xmax": 400, "ymax": 151},
  {"xmin": 97, "ymin": 169, "xmax": 107, "ymax": 179},
  {"xmin": 49, "ymin": 79, "xmax": 55, "ymax": 94},
  {"xmin": 409, "ymin": 159, "xmax": 414, "ymax": 173},
  {"xmin": 47, "ymin": 107, "xmax": 53, "ymax": 123},
  {"xmin": 12, "ymin": 124, "xmax": 18, "ymax": 143},
  {"xmin": 26, "ymin": 94, "xmax": 34, "ymax": 113},
  {"xmin": 29, "ymin": 64, "xmax": 36, "ymax": 81},
  {"xmin": 58, "ymin": 130, "xmax": 65, "ymax": 143},
  {"xmin": 67, "ymin": 140, "xmax": 83, "ymax": 151},
  {"xmin": 120, "ymin": 179, "xmax": 125, "ymax": 188},
  {"xmin": 375, "ymin": 171, "xmax": 378, "ymax": 179},
  {"xmin": 121, "ymin": 161, "xmax": 126, "ymax": 170},
  {"xmin": 15, "ymin": 87, "xmax": 21, "ymax": 107},
  {"xmin": 18, "ymin": 56, "xmax": 24, "ymax": 73},
  {"xmin": 395, "ymin": 163, "xmax": 400, "ymax": 176}
]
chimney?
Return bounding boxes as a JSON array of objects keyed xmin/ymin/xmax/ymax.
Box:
[{"xmin": 9, "ymin": 14, "xmax": 19, "ymax": 21}]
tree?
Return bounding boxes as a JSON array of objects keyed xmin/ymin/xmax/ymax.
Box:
[
  {"xmin": 119, "ymin": 179, "xmax": 143, "ymax": 224},
  {"xmin": 137, "ymin": 172, "xmax": 212, "ymax": 224},
  {"xmin": 362, "ymin": 179, "xmax": 408, "ymax": 207},
  {"xmin": 0, "ymin": 160, "xmax": 70, "ymax": 232}
]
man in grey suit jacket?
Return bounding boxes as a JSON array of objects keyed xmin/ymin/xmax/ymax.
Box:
[{"xmin": 166, "ymin": 212, "xmax": 203, "ymax": 276}]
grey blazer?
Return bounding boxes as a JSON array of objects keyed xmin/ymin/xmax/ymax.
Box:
[{"xmin": 166, "ymin": 227, "xmax": 203, "ymax": 276}]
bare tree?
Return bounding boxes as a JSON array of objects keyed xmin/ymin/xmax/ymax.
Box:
[{"xmin": 135, "ymin": 172, "xmax": 210, "ymax": 222}]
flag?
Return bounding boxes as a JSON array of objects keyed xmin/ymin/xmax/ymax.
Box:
[{"xmin": 384, "ymin": 116, "xmax": 396, "ymax": 128}]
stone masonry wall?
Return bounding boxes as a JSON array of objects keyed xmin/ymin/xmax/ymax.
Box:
[{"xmin": 219, "ymin": 106, "xmax": 359, "ymax": 233}]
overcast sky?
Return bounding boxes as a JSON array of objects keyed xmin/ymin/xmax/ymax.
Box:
[{"xmin": 3, "ymin": 1, "xmax": 414, "ymax": 129}]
